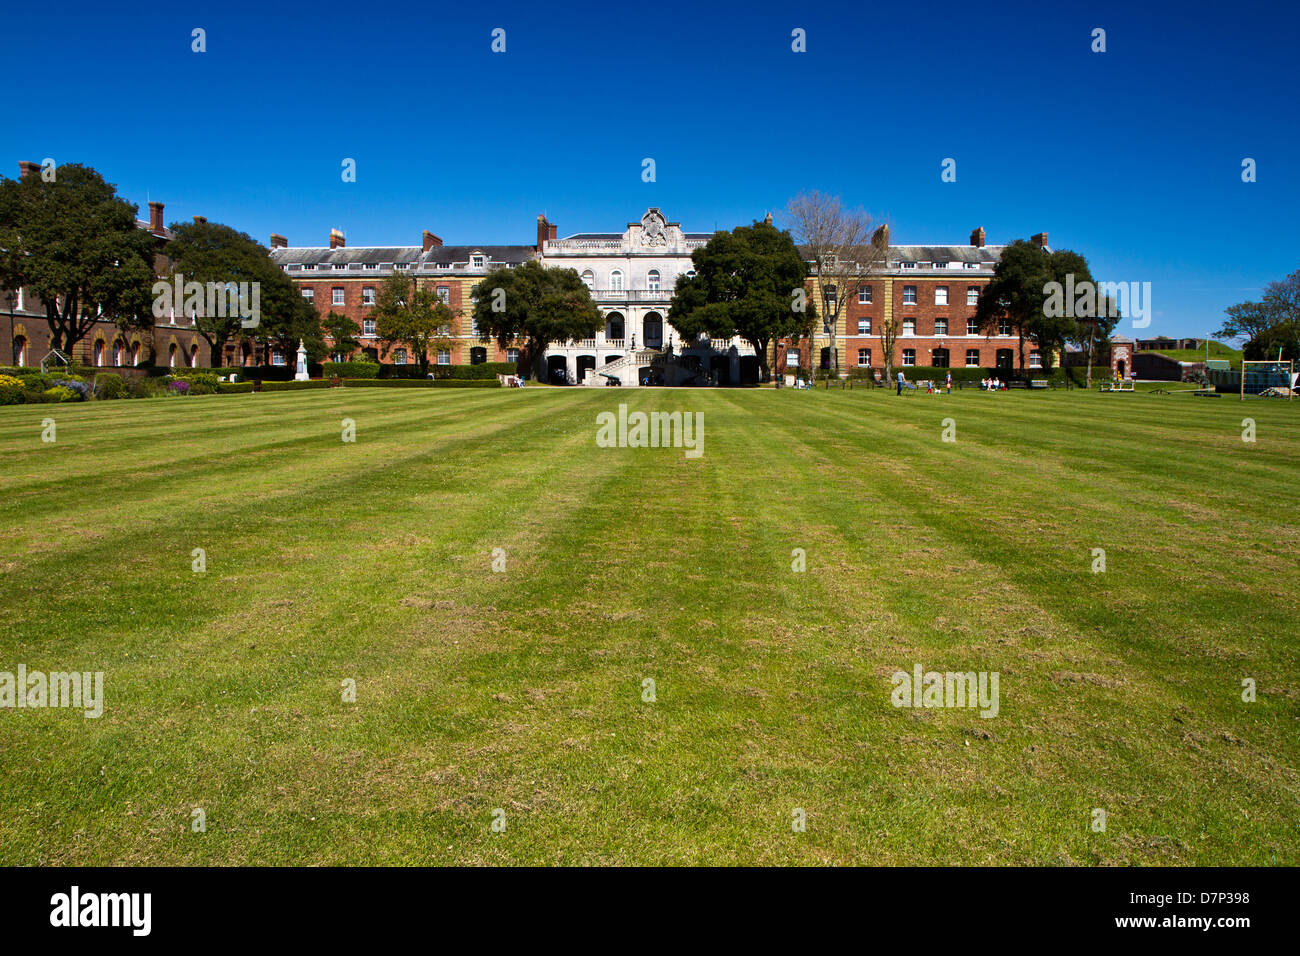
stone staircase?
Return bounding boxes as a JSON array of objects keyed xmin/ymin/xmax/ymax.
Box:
[{"xmin": 582, "ymin": 348, "xmax": 662, "ymax": 385}]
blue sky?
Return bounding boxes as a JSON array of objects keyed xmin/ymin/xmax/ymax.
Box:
[{"xmin": 5, "ymin": 0, "xmax": 1297, "ymax": 339}]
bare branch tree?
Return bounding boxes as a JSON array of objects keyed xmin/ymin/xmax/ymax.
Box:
[{"xmin": 784, "ymin": 191, "xmax": 889, "ymax": 378}]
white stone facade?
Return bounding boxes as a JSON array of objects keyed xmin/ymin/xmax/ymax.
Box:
[{"xmin": 539, "ymin": 208, "xmax": 755, "ymax": 386}]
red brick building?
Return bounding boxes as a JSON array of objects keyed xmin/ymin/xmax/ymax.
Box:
[
  {"xmin": 266, "ymin": 227, "xmax": 538, "ymax": 367},
  {"xmin": 782, "ymin": 227, "xmax": 1052, "ymax": 376},
  {"xmin": 2, "ymin": 162, "xmax": 216, "ymax": 372}
]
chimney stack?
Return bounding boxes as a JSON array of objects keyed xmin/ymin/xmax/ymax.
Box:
[
  {"xmin": 149, "ymin": 201, "xmax": 165, "ymax": 233},
  {"xmin": 270, "ymin": 234, "xmax": 288, "ymax": 249},
  {"xmin": 17, "ymin": 160, "xmax": 39, "ymax": 179},
  {"xmin": 549, "ymin": 224, "xmax": 557, "ymax": 240},
  {"xmin": 537, "ymin": 214, "xmax": 550, "ymax": 249},
  {"xmin": 422, "ymin": 230, "xmax": 442, "ymax": 252},
  {"xmin": 970, "ymin": 226, "xmax": 985, "ymax": 248},
  {"xmin": 330, "ymin": 228, "xmax": 346, "ymax": 249},
  {"xmin": 1031, "ymin": 232, "xmax": 1049, "ymax": 248},
  {"xmin": 872, "ymin": 223, "xmax": 890, "ymax": 248}
]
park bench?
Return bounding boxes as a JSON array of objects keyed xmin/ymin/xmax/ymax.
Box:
[
  {"xmin": 1029, "ymin": 379, "xmax": 1049, "ymax": 389},
  {"xmin": 1100, "ymin": 381, "xmax": 1134, "ymax": 392},
  {"xmin": 1007, "ymin": 380, "xmax": 1028, "ymax": 389}
]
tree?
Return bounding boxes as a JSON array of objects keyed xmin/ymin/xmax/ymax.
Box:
[
  {"xmin": 247, "ymin": 266, "xmax": 324, "ymax": 365},
  {"xmin": 0, "ymin": 162, "xmax": 155, "ymax": 355},
  {"xmin": 164, "ymin": 219, "xmax": 282, "ymax": 365},
  {"xmin": 369, "ymin": 274, "xmax": 452, "ymax": 375},
  {"xmin": 1032, "ymin": 249, "xmax": 1095, "ymax": 373},
  {"xmin": 322, "ymin": 311, "xmax": 362, "ymax": 359},
  {"xmin": 1231, "ymin": 268, "xmax": 1300, "ymax": 361},
  {"xmin": 668, "ymin": 220, "xmax": 811, "ymax": 383},
  {"xmin": 784, "ymin": 192, "xmax": 888, "ymax": 376},
  {"xmin": 471, "ymin": 260, "xmax": 601, "ymax": 380},
  {"xmin": 878, "ymin": 314, "xmax": 902, "ymax": 384},
  {"xmin": 974, "ymin": 240, "xmax": 1046, "ymax": 371}
]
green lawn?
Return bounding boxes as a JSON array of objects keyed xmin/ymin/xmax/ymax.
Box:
[
  {"xmin": 1151, "ymin": 340, "xmax": 1243, "ymax": 368},
  {"xmin": 1, "ymin": 387, "xmax": 1297, "ymax": 865}
]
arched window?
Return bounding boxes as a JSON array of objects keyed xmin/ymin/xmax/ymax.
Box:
[
  {"xmin": 93, "ymin": 340, "xmax": 105, "ymax": 366},
  {"xmin": 647, "ymin": 269, "xmax": 660, "ymax": 291},
  {"xmin": 609, "ymin": 270, "xmax": 624, "ymax": 291},
  {"xmin": 13, "ymin": 336, "xmax": 26, "ymax": 367},
  {"xmin": 580, "ymin": 270, "xmax": 595, "ymax": 289},
  {"xmin": 605, "ymin": 312, "xmax": 625, "ymax": 341},
  {"xmin": 168, "ymin": 344, "xmax": 178, "ymax": 368},
  {"xmin": 190, "ymin": 344, "xmax": 199, "ymax": 367},
  {"xmin": 112, "ymin": 340, "xmax": 124, "ymax": 366},
  {"xmin": 130, "ymin": 341, "xmax": 141, "ymax": 366}
]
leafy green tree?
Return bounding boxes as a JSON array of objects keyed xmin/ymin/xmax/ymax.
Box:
[
  {"xmin": 668, "ymin": 220, "xmax": 811, "ymax": 383},
  {"xmin": 370, "ymin": 274, "xmax": 451, "ymax": 374},
  {"xmin": 1034, "ymin": 249, "xmax": 1096, "ymax": 372},
  {"xmin": 1232, "ymin": 268, "xmax": 1300, "ymax": 360},
  {"xmin": 322, "ymin": 311, "xmax": 362, "ymax": 359},
  {"xmin": 471, "ymin": 260, "xmax": 601, "ymax": 379},
  {"xmin": 974, "ymin": 240, "xmax": 1045, "ymax": 370},
  {"xmin": 164, "ymin": 219, "xmax": 285, "ymax": 365},
  {"xmin": 253, "ymin": 269, "xmax": 324, "ymax": 364},
  {"xmin": 0, "ymin": 162, "xmax": 155, "ymax": 355}
]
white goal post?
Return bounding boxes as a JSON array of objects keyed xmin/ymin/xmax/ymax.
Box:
[{"xmin": 1240, "ymin": 359, "xmax": 1295, "ymax": 400}]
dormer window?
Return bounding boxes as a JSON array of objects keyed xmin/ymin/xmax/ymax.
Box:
[{"xmin": 471, "ymin": 254, "xmax": 485, "ymax": 269}]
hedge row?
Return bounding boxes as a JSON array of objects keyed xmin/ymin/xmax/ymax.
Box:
[
  {"xmin": 341, "ymin": 378, "xmax": 501, "ymax": 389},
  {"xmin": 322, "ymin": 361, "xmax": 380, "ymax": 379}
]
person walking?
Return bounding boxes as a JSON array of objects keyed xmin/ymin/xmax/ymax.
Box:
[
  {"xmin": 946, "ymin": 371, "xmax": 952, "ymax": 394},
  {"xmin": 896, "ymin": 369, "xmax": 905, "ymax": 396}
]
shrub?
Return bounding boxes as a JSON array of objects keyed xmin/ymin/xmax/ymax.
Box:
[
  {"xmin": 130, "ymin": 377, "xmax": 170, "ymax": 399},
  {"xmin": 0, "ymin": 374, "xmax": 25, "ymax": 405},
  {"xmin": 431, "ymin": 362, "xmax": 518, "ymax": 380},
  {"xmin": 342, "ymin": 378, "xmax": 433, "ymax": 388},
  {"xmin": 44, "ymin": 385, "xmax": 77, "ymax": 402},
  {"xmin": 259, "ymin": 380, "xmax": 328, "ymax": 391},
  {"xmin": 53, "ymin": 379, "xmax": 92, "ymax": 400},
  {"xmin": 168, "ymin": 380, "xmax": 191, "ymax": 395},
  {"xmin": 95, "ymin": 373, "xmax": 128, "ymax": 400},
  {"xmin": 322, "ymin": 361, "xmax": 380, "ymax": 379},
  {"xmin": 170, "ymin": 371, "xmax": 219, "ymax": 389},
  {"xmin": 216, "ymin": 381, "xmax": 255, "ymax": 394},
  {"xmin": 376, "ymin": 364, "xmax": 431, "ymax": 379}
]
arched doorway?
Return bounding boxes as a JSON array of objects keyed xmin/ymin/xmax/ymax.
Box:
[
  {"xmin": 547, "ymin": 354, "xmax": 570, "ymax": 384},
  {"xmin": 1116, "ymin": 359, "xmax": 1126, "ymax": 378},
  {"xmin": 576, "ymin": 355, "xmax": 596, "ymax": 382},
  {"xmin": 470, "ymin": 346, "xmax": 487, "ymax": 365},
  {"xmin": 643, "ymin": 312, "xmax": 663, "ymax": 349},
  {"xmin": 241, "ymin": 341, "xmax": 255, "ymax": 366}
]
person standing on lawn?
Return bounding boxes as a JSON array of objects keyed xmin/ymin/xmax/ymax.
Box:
[
  {"xmin": 946, "ymin": 371, "xmax": 952, "ymax": 394},
  {"xmin": 897, "ymin": 369, "xmax": 905, "ymax": 395}
]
